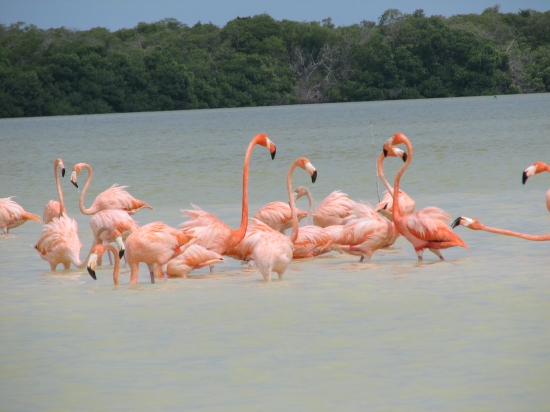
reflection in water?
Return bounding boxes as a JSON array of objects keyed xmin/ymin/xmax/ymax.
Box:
[{"xmin": 1, "ymin": 94, "xmax": 550, "ymax": 410}]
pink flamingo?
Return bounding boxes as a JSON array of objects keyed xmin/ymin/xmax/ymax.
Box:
[
  {"xmin": 86, "ymin": 244, "xmax": 126, "ymax": 285},
  {"xmin": 90, "ymin": 209, "xmax": 139, "ymax": 265},
  {"xmin": 163, "ymin": 245, "xmax": 224, "ymax": 278},
  {"xmin": 374, "ymin": 147, "xmax": 416, "ymax": 220},
  {"xmin": 523, "ymin": 162, "xmax": 550, "ymax": 212},
  {"xmin": 294, "ymin": 188, "xmax": 355, "ymax": 228},
  {"xmin": 0, "ymin": 197, "xmax": 40, "ymax": 235},
  {"xmin": 253, "ymin": 202, "xmax": 308, "ymax": 233},
  {"xmin": 125, "ymin": 222, "xmax": 195, "ymax": 284},
  {"xmin": 181, "ymin": 133, "xmax": 277, "ymax": 256},
  {"xmin": 452, "ymin": 216, "xmax": 550, "ymax": 240},
  {"xmin": 70, "ymin": 163, "xmax": 153, "ymax": 215},
  {"xmin": 43, "ymin": 158, "xmax": 66, "ymax": 224},
  {"xmin": 331, "ymin": 202, "xmax": 397, "ymax": 262},
  {"xmin": 383, "ymin": 133, "xmax": 467, "ymax": 261},
  {"xmin": 251, "ymin": 157, "xmax": 317, "ymax": 281}
]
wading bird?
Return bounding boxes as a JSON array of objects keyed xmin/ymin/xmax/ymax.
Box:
[{"xmin": 523, "ymin": 161, "xmax": 550, "ymax": 212}]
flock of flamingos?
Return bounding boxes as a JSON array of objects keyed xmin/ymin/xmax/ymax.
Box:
[{"xmin": 1, "ymin": 133, "xmax": 549, "ymax": 283}]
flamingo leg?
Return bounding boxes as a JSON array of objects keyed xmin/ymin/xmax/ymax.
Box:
[
  {"xmin": 416, "ymin": 249, "xmax": 424, "ymax": 261},
  {"xmin": 149, "ymin": 271, "xmax": 155, "ymax": 284},
  {"xmin": 161, "ymin": 264, "xmax": 168, "ymax": 282},
  {"xmin": 359, "ymin": 256, "xmax": 365, "ymax": 263},
  {"xmin": 63, "ymin": 262, "xmax": 70, "ymax": 270},
  {"xmin": 429, "ymin": 248, "xmax": 444, "ymax": 260}
]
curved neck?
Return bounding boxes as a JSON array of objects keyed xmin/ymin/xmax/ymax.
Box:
[
  {"xmin": 230, "ymin": 135, "xmax": 261, "ymax": 247},
  {"xmin": 287, "ymin": 161, "xmax": 300, "ymax": 244},
  {"xmin": 72, "ymin": 239, "xmax": 96, "ymax": 269},
  {"xmin": 480, "ymin": 224, "xmax": 550, "ymax": 241},
  {"xmin": 54, "ymin": 159, "xmax": 66, "ymax": 214},
  {"xmin": 377, "ymin": 153, "xmax": 394, "ymax": 195},
  {"xmin": 79, "ymin": 164, "xmax": 95, "ymax": 215},
  {"xmin": 392, "ymin": 138, "xmax": 412, "ymax": 222},
  {"xmin": 304, "ymin": 188, "xmax": 314, "ymax": 226}
]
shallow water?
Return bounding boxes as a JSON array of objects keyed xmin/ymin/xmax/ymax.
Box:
[{"xmin": 1, "ymin": 94, "xmax": 550, "ymax": 411}]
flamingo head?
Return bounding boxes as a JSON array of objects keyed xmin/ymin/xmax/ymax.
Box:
[
  {"xmin": 523, "ymin": 162, "xmax": 548, "ymax": 184},
  {"xmin": 296, "ymin": 158, "xmax": 317, "ymax": 183},
  {"xmin": 70, "ymin": 164, "xmax": 84, "ymax": 188},
  {"xmin": 294, "ymin": 186, "xmax": 310, "ymax": 201},
  {"xmin": 451, "ymin": 216, "xmax": 482, "ymax": 230},
  {"xmin": 255, "ymin": 133, "xmax": 276, "ymax": 160},
  {"xmin": 86, "ymin": 247, "xmax": 101, "ymax": 280},
  {"xmin": 383, "ymin": 133, "xmax": 409, "ymax": 157},
  {"xmin": 56, "ymin": 158, "xmax": 65, "ymax": 177},
  {"xmin": 112, "ymin": 230, "xmax": 125, "ymax": 259},
  {"xmin": 389, "ymin": 147, "xmax": 408, "ymax": 162}
]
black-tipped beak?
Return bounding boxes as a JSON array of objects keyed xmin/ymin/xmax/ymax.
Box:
[
  {"xmin": 402, "ymin": 152, "xmax": 407, "ymax": 163},
  {"xmin": 311, "ymin": 170, "xmax": 317, "ymax": 184},
  {"xmin": 87, "ymin": 267, "xmax": 97, "ymax": 280},
  {"xmin": 451, "ymin": 217, "xmax": 462, "ymax": 229},
  {"xmin": 271, "ymin": 147, "xmax": 276, "ymax": 160},
  {"xmin": 522, "ymin": 171, "xmax": 528, "ymax": 185},
  {"xmin": 119, "ymin": 249, "xmax": 125, "ymax": 259},
  {"xmin": 61, "ymin": 168, "xmax": 65, "ymax": 177},
  {"xmin": 71, "ymin": 181, "xmax": 78, "ymax": 188},
  {"xmin": 382, "ymin": 203, "xmax": 388, "ymax": 210},
  {"xmin": 383, "ymin": 147, "xmax": 388, "ymax": 157}
]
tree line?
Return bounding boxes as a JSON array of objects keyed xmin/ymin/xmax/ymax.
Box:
[{"xmin": 0, "ymin": 6, "xmax": 548, "ymax": 118}]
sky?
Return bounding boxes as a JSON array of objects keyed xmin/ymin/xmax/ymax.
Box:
[{"xmin": 0, "ymin": 0, "xmax": 548, "ymax": 31}]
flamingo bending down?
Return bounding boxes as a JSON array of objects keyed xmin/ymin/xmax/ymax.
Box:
[
  {"xmin": 253, "ymin": 202, "xmax": 308, "ymax": 233},
  {"xmin": 0, "ymin": 198, "xmax": 40, "ymax": 235},
  {"xmin": 90, "ymin": 209, "xmax": 139, "ymax": 265},
  {"xmin": 383, "ymin": 133, "xmax": 467, "ymax": 261},
  {"xmin": 523, "ymin": 162, "xmax": 550, "ymax": 212},
  {"xmin": 163, "ymin": 245, "xmax": 224, "ymax": 278},
  {"xmin": 251, "ymin": 157, "xmax": 317, "ymax": 280},
  {"xmin": 43, "ymin": 158, "xmax": 66, "ymax": 224},
  {"xmin": 87, "ymin": 244, "xmax": 122, "ymax": 284},
  {"xmin": 294, "ymin": 187, "xmax": 355, "ymax": 228},
  {"xmin": 70, "ymin": 163, "xmax": 153, "ymax": 215},
  {"xmin": 180, "ymin": 133, "xmax": 277, "ymax": 256},
  {"xmin": 452, "ymin": 216, "xmax": 550, "ymax": 241},
  {"xmin": 331, "ymin": 202, "xmax": 397, "ymax": 262},
  {"xmin": 125, "ymin": 222, "xmax": 195, "ymax": 284},
  {"xmin": 374, "ymin": 147, "xmax": 416, "ymax": 220}
]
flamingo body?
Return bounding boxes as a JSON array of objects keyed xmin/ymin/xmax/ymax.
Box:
[
  {"xmin": 34, "ymin": 214, "xmax": 83, "ymax": 270},
  {"xmin": 0, "ymin": 197, "xmax": 40, "ymax": 234},
  {"xmin": 312, "ymin": 191, "xmax": 355, "ymax": 228},
  {"xmin": 165, "ymin": 245, "xmax": 224, "ymax": 277},
  {"xmin": 253, "ymin": 201, "xmax": 308, "ymax": 233}
]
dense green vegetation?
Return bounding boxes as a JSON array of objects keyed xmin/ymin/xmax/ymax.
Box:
[{"xmin": 0, "ymin": 6, "xmax": 549, "ymax": 118}]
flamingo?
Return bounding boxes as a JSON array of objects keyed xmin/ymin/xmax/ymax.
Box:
[
  {"xmin": 0, "ymin": 197, "xmax": 40, "ymax": 235},
  {"xmin": 383, "ymin": 133, "xmax": 467, "ymax": 261},
  {"xmin": 452, "ymin": 216, "xmax": 550, "ymax": 241},
  {"xmin": 253, "ymin": 202, "xmax": 309, "ymax": 233},
  {"xmin": 163, "ymin": 244, "xmax": 224, "ymax": 278},
  {"xmin": 251, "ymin": 157, "xmax": 317, "ymax": 281},
  {"xmin": 125, "ymin": 222, "xmax": 195, "ymax": 284},
  {"xmin": 43, "ymin": 158, "xmax": 66, "ymax": 224},
  {"xmin": 90, "ymin": 209, "xmax": 139, "ymax": 265},
  {"xmin": 374, "ymin": 147, "xmax": 416, "ymax": 220},
  {"xmin": 70, "ymin": 163, "xmax": 153, "ymax": 215},
  {"xmin": 294, "ymin": 187, "xmax": 355, "ymax": 228},
  {"xmin": 330, "ymin": 202, "xmax": 397, "ymax": 262},
  {"xmin": 180, "ymin": 133, "xmax": 277, "ymax": 256},
  {"xmin": 86, "ymin": 244, "xmax": 122, "ymax": 284},
  {"xmin": 522, "ymin": 162, "xmax": 550, "ymax": 212}
]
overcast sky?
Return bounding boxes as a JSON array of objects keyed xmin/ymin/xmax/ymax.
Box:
[{"xmin": 1, "ymin": 0, "xmax": 548, "ymax": 31}]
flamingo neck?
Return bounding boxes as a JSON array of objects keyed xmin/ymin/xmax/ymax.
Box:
[
  {"xmin": 79, "ymin": 164, "xmax": 96, "ymax": 215},
  {"xmin": 230, "ymin": 136, "xmax": 259, "ymax": 247},
  {"xmin": 288, "ymin": 162, "xmax": 300, "ymax": 244},
  {"xmin": 480, "ymin": 224, "xmax": 550, "ymax": 241},
  {"xmin": 305, "ymin": 188, "xmax": 314, "ymax": 226},
  {"xmin": 55, "ymin": 159, "xmax": 66, "ymax": 215},
  {"xmin": 105, "ymin": 245, "xmax": 121, "ymax": 285},
  {"xmin": 377, "ymin": 153, "xmax": 394, "ymax": 196},
  {"xmin": 392, "ymin": 138, "xmax": 412, "ymax": 222}
]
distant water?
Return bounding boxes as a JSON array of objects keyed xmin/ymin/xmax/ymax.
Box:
[{"xmin": 1, "ymin": 94, "xmax": 550, "ymax": 411}]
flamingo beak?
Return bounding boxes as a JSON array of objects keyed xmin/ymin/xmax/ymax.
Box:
[
  {"xmin": 451, "ymin": 217, "xmax": 462, "ymax": 229},
  {"xmin": 61, "ymin": 168, "xmax": 65, "ymax": 177},
  {"xmin": 87, "ymin": 252, "xmax": 98, "ymax": 280},
  {"xmin": 271, "ymin": 146, "xmax": 276, "ymax": 160},
  {"xmin": 402, "ymin": 152, "xmax": 407, "ymax": 162},
  {"xmin": 383, "ymin": 147, "xmax": 388, "ymax": 157},
  {"xmin": 115, "ymin": 236, "xmax": 125, "ymax": 259},
  {"xmin": 522, "ymin": 171, "xmax": 528, "ymax": 185},
  {"xmin": 70, "ymin": 171, "xmax": 78, "ymax": 188},
  {"xmin": 311, "ymin": 170, "xmax": 317, "ymax": 184}
]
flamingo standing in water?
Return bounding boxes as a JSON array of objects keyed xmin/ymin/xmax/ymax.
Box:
[
  {"xmin": 374, "ymin": 147, "xmax": 416, "ymax": 220},
  {"xmin": 43, "ymin": 158, "xmax": 66, "ymax": 224},
  {"xmin": 163, "ymin": 245, "xmax": 224, "ymax": 278},
  {"xmin": 70, "ymin": 163, "xmax": 153, "ymax": 215},
  {"xmin": 452, "ymin": 216, "xmax": 550, "ymax": 241},
  {"xmin": 522, "ymin": 162, "xmax": 550, "ymax": 212},
  {"xmin": 180, "ymin": 133, "xmax": 277, "ymax": 256},
  {"xmin": 251, "ymin": 157, "xmax": 318, "ymax": 281},
  {"xmin": 87, "ymin": 244, "xmax": 122, "ymax": 284},
  {"xmin": 294, "ymin": 187, "xmax": 355, "ymax": 228},
  {"xmin": 90, "ymin": 209, "xmax": 139, "ymax": 265},
  {"xmin": 125, "ymin": 222, "xmax": 195, "ymax": 284},
  {"xmin": 253, "ymin": 202, "xmax": 309, "ymax": 233},
  {"xmin": 0, "ymin": 197, "xmax": 40, "ymax": 235},
  {"xmin": 383, "ymin": 133, "xmax": 467, "ymax": 261}
]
